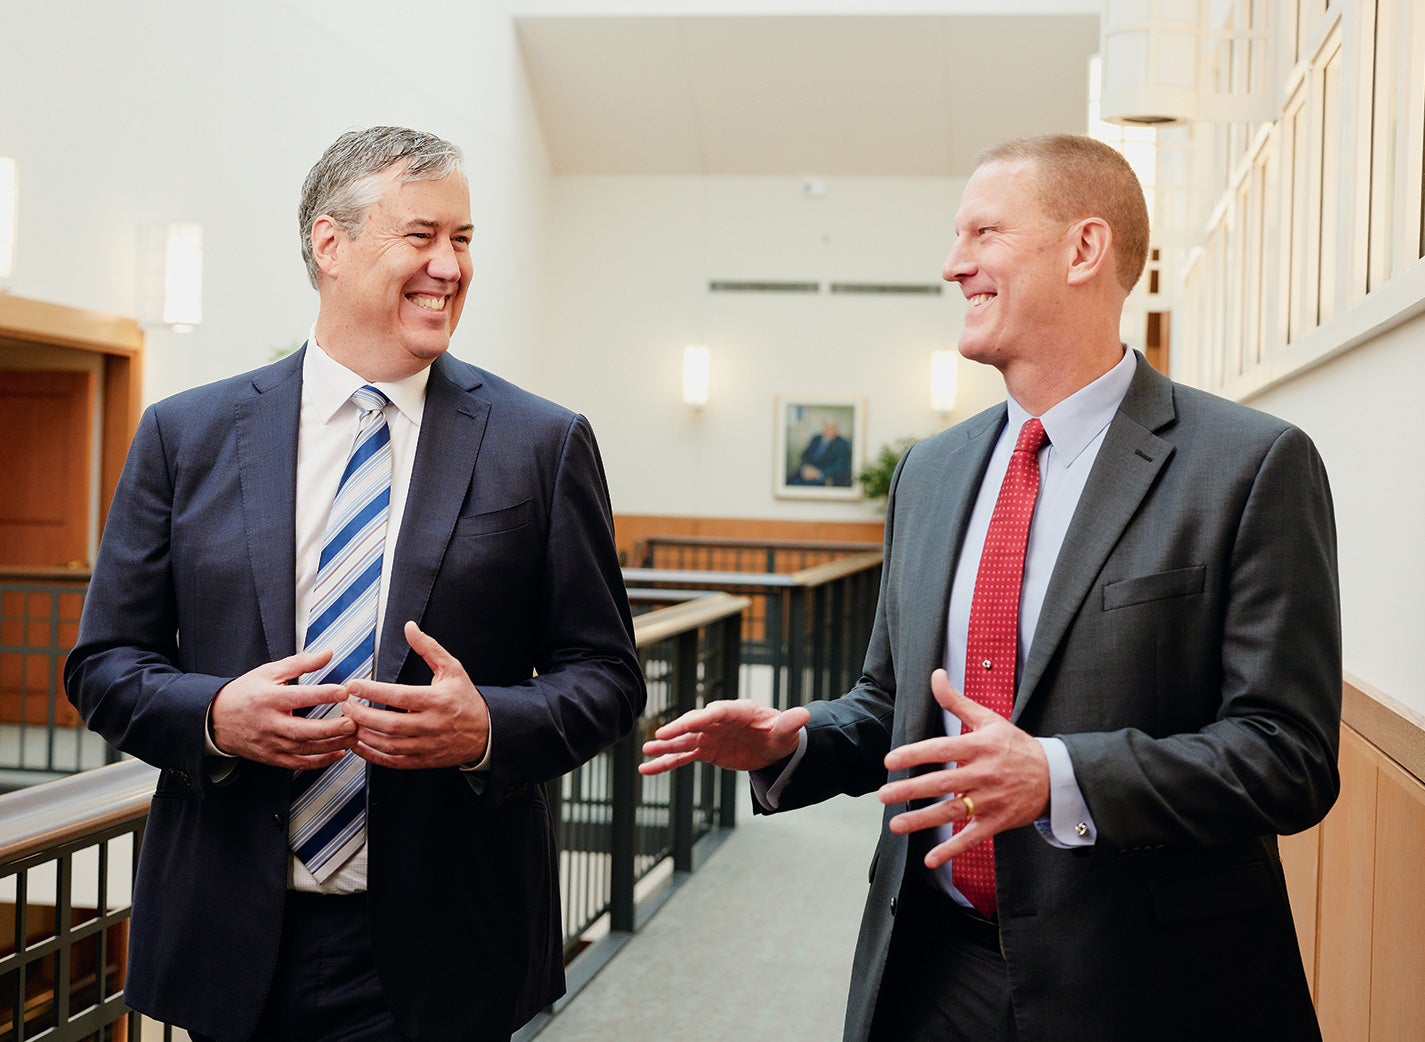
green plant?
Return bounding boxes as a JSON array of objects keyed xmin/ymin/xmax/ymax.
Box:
[{"xmin": 858, "ymin": 437, "xmax": 919, "ymax": 503}]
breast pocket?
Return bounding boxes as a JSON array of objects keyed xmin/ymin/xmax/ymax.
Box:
[
  {"xmin": 1102, "ymin": 565, "xmax": 1206, "ymax": 611},
  {"xmin": 451, "ymin": 498, "xmax": 534, "ymax": 539}
]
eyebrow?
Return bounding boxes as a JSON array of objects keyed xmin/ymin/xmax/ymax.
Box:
[{"xmin": 406, "ymin": 218, "xmax": 475, "ymax": 234}]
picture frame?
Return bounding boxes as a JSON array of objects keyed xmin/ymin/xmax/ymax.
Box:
[{"xmin": 774, "ymin": 396, "xmax": 865, "ymax": 501}]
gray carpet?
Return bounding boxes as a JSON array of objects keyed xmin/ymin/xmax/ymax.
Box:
[{"xmin": 536, "ymin": 786, "xmax": 885, "ymax": 1042}]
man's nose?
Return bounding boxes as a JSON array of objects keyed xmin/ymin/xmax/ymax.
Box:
[
  {"xmin": 941, "ymin": 242, "xmax": 971, "ymax": 283},
  {"xmin": 427, "ymin": 239, "xmax": 462, "ymax": 281}
]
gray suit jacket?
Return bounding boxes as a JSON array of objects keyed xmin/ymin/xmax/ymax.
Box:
[{"xmin": 775, "ymin": 355, "xmax": 1340, "ymax": 1042}]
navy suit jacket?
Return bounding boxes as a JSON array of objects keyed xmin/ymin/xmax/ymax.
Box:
[
  {"xmin": 771, "ymin": 356, "xmax": 1340, "ymax": 1041},
  {"xmin": 66, "ymin": 349, "xmax": 646, "ymax": 1041}
]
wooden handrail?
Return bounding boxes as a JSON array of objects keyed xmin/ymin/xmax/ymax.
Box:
[
  {"xmin": 634, "ymin": 593, "xmax": 750, "ymax": 646},
  {"xmin": 625, "ymin": 567, "xmax": 798, "ymax": 588},
  {"xmin": 0, "ymin": 759, "xmax": 157, "ymax": 865},
  {"xmin": 787, "ymin": 551, "xmax": 885, "ymax": 585},
  {"xmin": 0, "ymin": 567, "xmax": 93, "ymax": 582},
  {"xmin": 643, "ymin": 536, "xmax": 881, "ymax": 551}
]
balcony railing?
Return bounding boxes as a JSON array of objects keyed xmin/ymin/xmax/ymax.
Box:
[
  {"xmin": 624, "ymin": 550, "xmax": 882, "ymax": 709},
  {"xmin": 0, "ymin": 591, "xmax": 750, "ymax": 1042},
  {"xmin": 0, "ymin": 573, "xmax": 118, "ymax": 789},
  {"xmin": 636, "ymin": 535, "xmax": 881, "ymax": 574},
  {"xmin": 0, "ymin": 758, "xmax": 165, "ymax": 1042}
]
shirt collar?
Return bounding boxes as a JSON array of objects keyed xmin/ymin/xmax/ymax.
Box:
[
  {"xmin": 1006, "ymin": 347, "xmax": 1136, "ymax": 466},
  {"xmin": 303, "ymin": 327, "xmax": 430, "ymax": 427}
]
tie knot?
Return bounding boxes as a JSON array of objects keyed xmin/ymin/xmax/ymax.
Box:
[
  {"xmin": 1015, "ymin": 417, "xmax": 1047, "ymax": 455},
  {"xmin": 351, "ymin": 385, "xmax": 389, "ymax": 415}
]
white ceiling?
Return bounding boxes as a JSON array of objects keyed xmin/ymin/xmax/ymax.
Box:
[{"xmin": 514, "ymin": 12, "xmax": 1104, "ymax": 177}]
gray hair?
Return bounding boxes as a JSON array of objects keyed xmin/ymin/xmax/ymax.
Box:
[{"xmin": 298, "ymin": 126, "xmax": 464, "ymax": 288}]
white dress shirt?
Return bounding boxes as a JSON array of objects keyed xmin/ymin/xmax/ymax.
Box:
[{"xmin": 288, "ymin": 333, "xmax": 429, "ymax": 893}]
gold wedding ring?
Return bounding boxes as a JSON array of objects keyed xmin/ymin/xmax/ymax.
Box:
[{"xmin": 961, "ymin": 794, "xmax": 977, "ymax": 818}]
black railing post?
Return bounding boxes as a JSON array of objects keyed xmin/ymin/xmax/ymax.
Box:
[
  {"xmin": 765, "ymin": 591, "xmax": 785, "ymax": 709},
  {"xmin": 787, "ymin": 588, "xmax": 806, "ymax": 707},
  {"xmin": 671, "ymin": 630, "xmax": 699, "ymax": 873},
  {"xmin": 718, "ymin": 612, "xmax": 743, "ymax": 829},
  {"xmin": 609, "ymin": 728, "xmax": 637, "ymax": 933},
  {"xmin": 811, "ymin": 583, "xmax": 830, "ymax": 700}
]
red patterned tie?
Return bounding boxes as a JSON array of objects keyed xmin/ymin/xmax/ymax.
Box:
[{"xmin": 952, "ymin": 417, "xmax": 1048, "ymax": 918}]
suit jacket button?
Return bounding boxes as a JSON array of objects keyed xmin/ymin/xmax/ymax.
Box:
[
  {"xmin": 272, "ymin": 813, "xmax": 284, "ymax": 829},
  {"xmin": 890, "ymin": 896, "xmax": 897, "ymax": 916}
]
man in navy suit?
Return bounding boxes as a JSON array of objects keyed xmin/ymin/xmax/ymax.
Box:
[
  {"xmin": 67, "ymin": 126, "xmax": 645, "ymax": 1041},
  {"xmin": 643, "ymin": 135, "xmax": 1339, "ymax": 1040}
]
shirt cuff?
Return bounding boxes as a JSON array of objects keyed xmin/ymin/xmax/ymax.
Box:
[
  {"xmin": 1034, "ymin": 736, "xmax": 1096, "ymax": 848},
  {"xmin": 203, "ymin": 700, "xmax": 239, "ymax": 783},
  {"xmin": 204, "ymin": 701, "xmax": 237, "ymax": 760},
  {"xmin": 749, "ymin": 728, "xmax": 808, "ymax": 810},
  {"xmin": 459, "ymin": 727, "xmax": 493, "ymax": 772}
]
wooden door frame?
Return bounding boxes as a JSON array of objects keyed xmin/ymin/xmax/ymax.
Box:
[{"xmin": 0, "ymin": 295, "xmax": 143, "ymax": 531}]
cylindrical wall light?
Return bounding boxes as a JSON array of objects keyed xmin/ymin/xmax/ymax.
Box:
[
  {"xmin": 682, "ymin": 343, "xmax": 710, "ymax": 409},
  {"xmin": 139, "ymin": 221, "xmax": 204, "ymax": 330},
  {"xmin": 1099, "ymin": 0, "xmax": 1202, "ymax": 126},
  {"xmin": 0, "ymin": 157, "xmax": 17, "ymax": 280},
  {"xmin": 930, "ymin": 350, "xmax": 958, "ymax": 415}
]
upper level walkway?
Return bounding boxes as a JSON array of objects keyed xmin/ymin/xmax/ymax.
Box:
[{"xmin": 537, "ymin": 786, "xmax": 883, "ymax": 1042}]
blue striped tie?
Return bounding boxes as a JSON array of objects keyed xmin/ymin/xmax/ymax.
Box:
[{"xmin": 289, "ymin": 385, "xmax": 391, "ymax": 882}]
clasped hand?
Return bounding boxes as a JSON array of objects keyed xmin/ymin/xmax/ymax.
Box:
[{"xmin": 210, "ymin": 620, "xmax": 489, "ymax": 770}]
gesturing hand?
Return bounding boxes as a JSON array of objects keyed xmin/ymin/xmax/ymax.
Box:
[
  {"xmin": 877, "ymin": 669, "xmax": 1051, "ymax": 869},
  {"xmin": 639, "ymin": 699, "xmax": 811, "ymax": 775},
  {"xmin": 341, "ymin": 621, "xmax": 491, "ymax": 770},
  {"xmin": 209, "ymin": 650, "xmax": 355, "ymax": 770}
]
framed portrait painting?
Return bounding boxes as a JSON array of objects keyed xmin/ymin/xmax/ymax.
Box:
[{"xmin": 774, "ymin": 397, "xmax": 864, "ymax": 501}]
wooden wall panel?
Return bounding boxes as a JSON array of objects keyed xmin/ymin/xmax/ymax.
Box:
[
  {"xmin": 1278, "ymin": 823, "xmax": 1320, "ymax": 996},
  {"xmin": 1369, "ymin": 759, "xmax": 1425, "ymax": 1042},
  {"xmin": 1315, "ymin": 728, "xmax": 1378, "ymax": 1042}
]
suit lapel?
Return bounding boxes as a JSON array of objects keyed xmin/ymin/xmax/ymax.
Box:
[
  {"xmin": 235, "ymin": 350, "xmax": 304, "ymax": 661},
  {"xmin": 379, "ymin": 354, "xmax": 490, "ymax": 682},
  {"xmin": 1012, "ymin": 357, "xmax": 1176, "ymax": 720},
  {"xmin": 905, "ymin": 407, "xmax": 1005, "ymax": 744}
]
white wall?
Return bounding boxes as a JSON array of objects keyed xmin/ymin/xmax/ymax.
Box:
[
  {"xmin": 540, "ymin": 174, "xmax": 1007, "ymax": 522},
  {"xmin": 1248, "ymin": 313, "xmax": 1425, "ymax": 712},
  {"xmin": 0, "ymin": 0, "xmax": 551, "ymax": 402}
]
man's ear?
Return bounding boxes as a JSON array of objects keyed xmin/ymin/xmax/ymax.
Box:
[
  {"xmin": 311, "ymin": 215, "xmax": 342, "ymax": 279},
  {"xmin": 1065, "ymin": 217, "xmax": 1113, "ymax": 287}
]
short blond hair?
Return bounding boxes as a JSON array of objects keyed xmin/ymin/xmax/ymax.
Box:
[{"xmin": 978, "ymin": 135, "xmax": 1150, "ymax": 293}]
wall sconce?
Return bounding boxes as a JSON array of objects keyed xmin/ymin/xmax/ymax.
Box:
[
  {"xmin": 930, "ymin": 350, "xmax": 958, "ymax": 415},
  {"xmin": 682, "ymin": 343, "xmax": 710, "ymax": 409},
  {"xmin": 139, "ymin": 221, "xmax": 204, "ymax": 330},
  {"xmin": 0, "ymin": 157, "xmax": 16, "ymax": 280}
]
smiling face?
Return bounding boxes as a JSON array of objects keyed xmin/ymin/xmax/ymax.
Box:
[
  {"xmin": 313, "ymin": 165, "xmax": 473, "ymax": 381},
  {"xmin": 941, "ymin": 159, "xmax": 1075, "ymax": 373}
]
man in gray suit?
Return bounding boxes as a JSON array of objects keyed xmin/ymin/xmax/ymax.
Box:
[{"xmin": 641, "ymin": 135, "xmax": 1339, "ymax": 1041}]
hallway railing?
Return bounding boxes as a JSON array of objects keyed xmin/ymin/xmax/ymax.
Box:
[
  {"xmin": 0, "ymin": 592, "xmax": 750, "ymax": 1042},
  {"xmin": 624, "ymin": 549, "xmax": 882, "ymax": 709},
  {"xmin": 0, "ymin": 573, "xmax": 118, "ymax": 788},
  {"xmin": 0, "ymin": 758, "xmax": 164, "ymax": 1041},
  {"xmin": 637, "ymin": 535, "xmax": 880, "ymax": 574}
]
